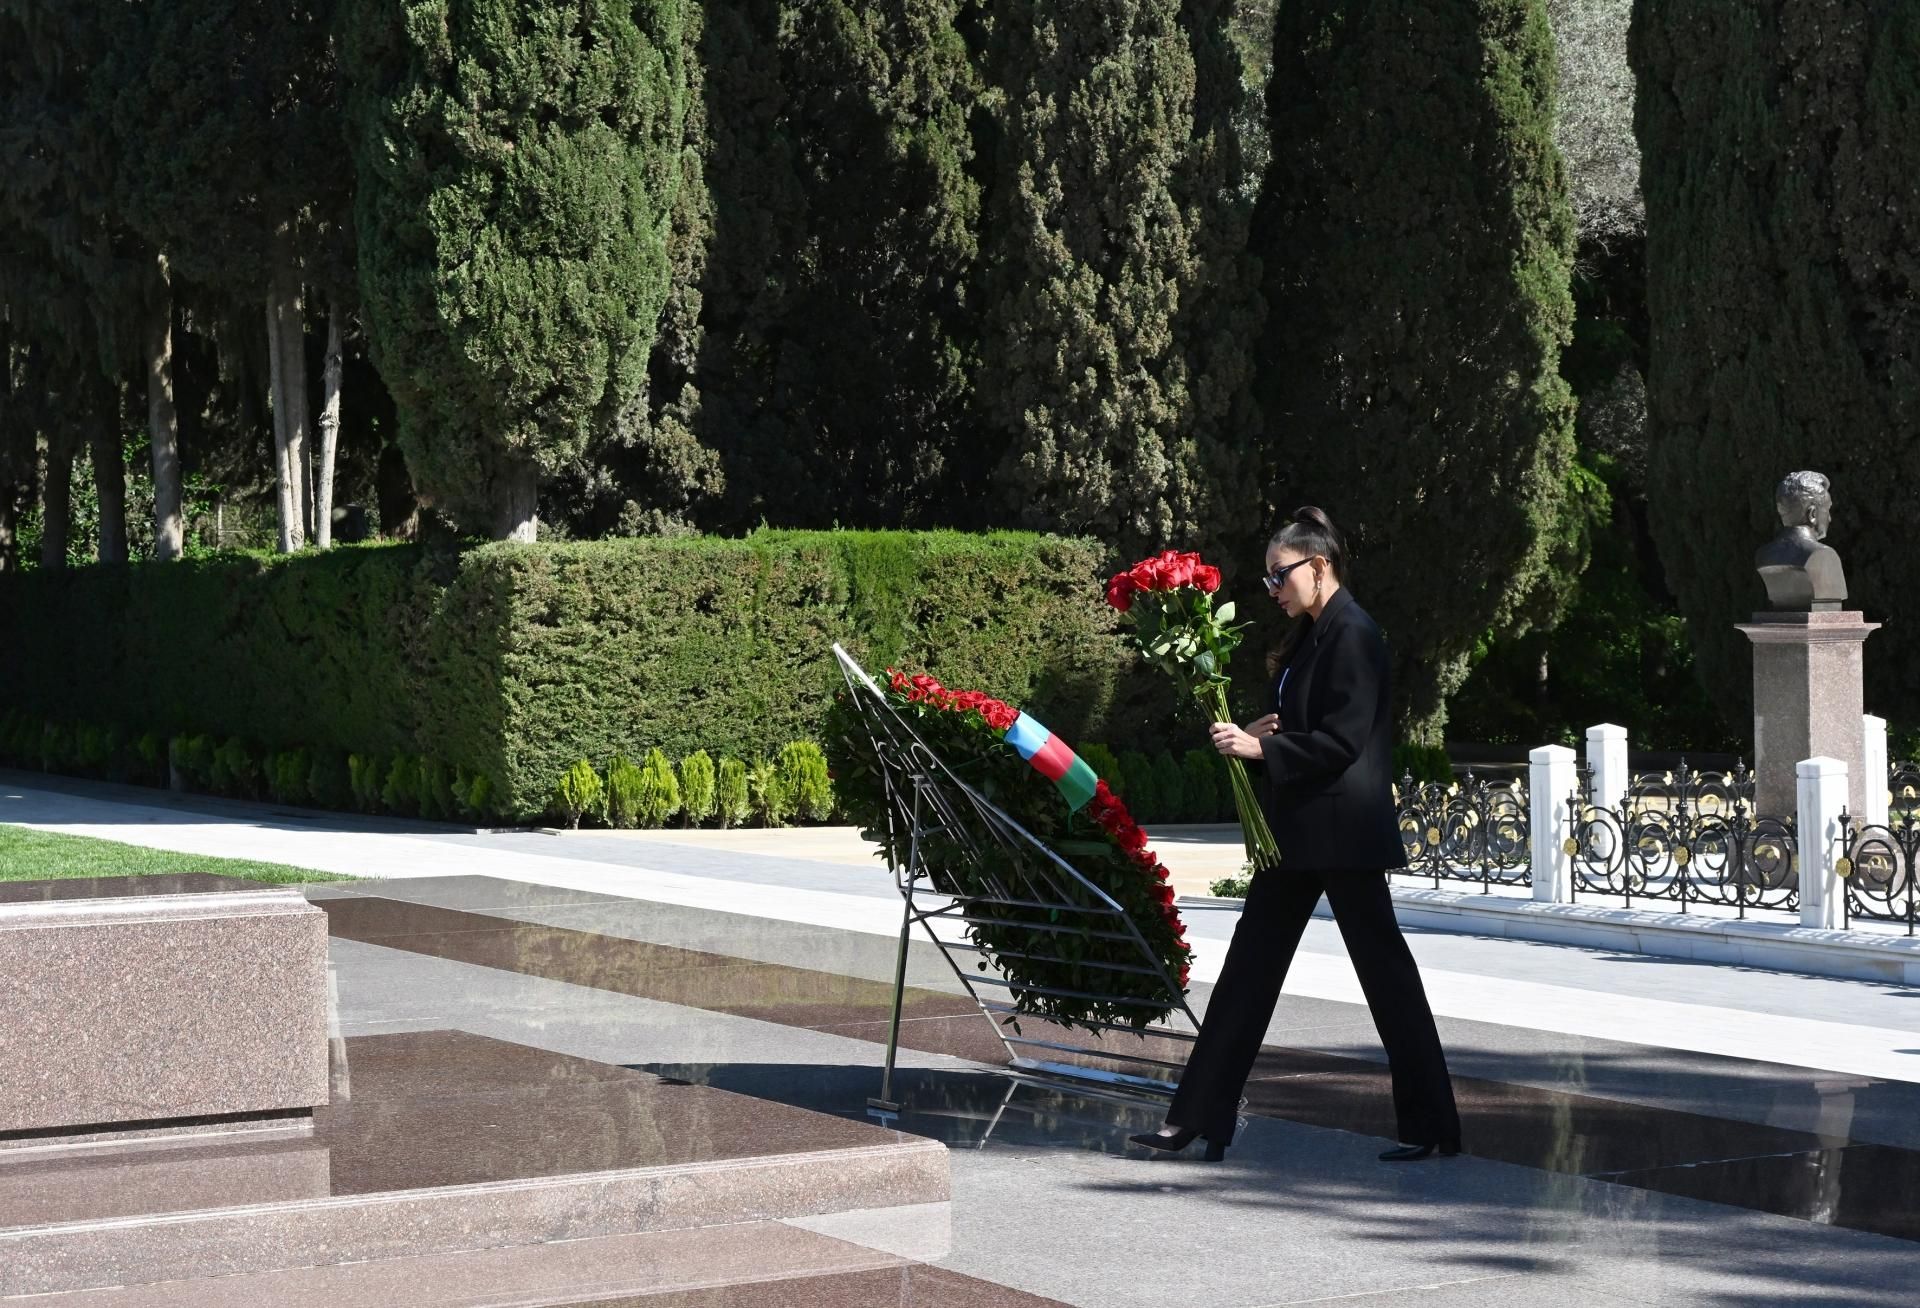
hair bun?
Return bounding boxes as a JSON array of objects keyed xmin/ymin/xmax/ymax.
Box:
[{"xmin": 1293, "ymin": 505, "xmax": 1335, "ymax": 531}]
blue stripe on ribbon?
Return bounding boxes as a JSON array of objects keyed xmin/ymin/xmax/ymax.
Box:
[{"xmin": 1005, "ymin": 712, "xmax": 1049, "ymax": 761}]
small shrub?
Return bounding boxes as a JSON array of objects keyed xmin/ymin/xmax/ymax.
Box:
[
  {"xmin": 1393, "ymin": 743, "xmax": 1453, "ymax": 784},
  {"xmin": 749, "ymin": 756, "xmax": 794, "ymax": 827},
  {"xmin": 1118, "ymin": 750, "xmax": 1158, "ymax": 821},
  {"xmin": 715, "ymin": 756, "xmax": 750, "ymax": 828},
  {"xmin": 211, "ymin": 737, "xmax": 260, "ymax": 796},
  {"xmin": 269, "ymin": 748, "xmax": 312, "ymax": 805},
  {"xmin": 418, "ymin": 757, "xmax": 455, "ymax": 820},
  {"xmin": 605, "ymin": 754, "xmax": 645, "ymax": 828},
  {"xmin": 551, "ymin": 759, "xmax": 603, "ymax": 828},
  {"xmin": 382, "ymin": 754, "xmax": 422, "ymax": 816},
  {"xmin": 308, "ymin": 750, "xmax": 352, "ymax": 809},
  {"xmin": 1150, "ymin": 750, "xmax": 1186, "ymax": 823},
  {"xmin": 679, "ymin": 750, "xmax": 717, "ymax": 826},
  {"xmin": 134, "ymin": 731, "xmax": 165, "ymax": 782},
  {"xmin": 464, "ymin": 770, "xmax": 494, "ymax": 820},
  {"xmin": 1080, "ymin": 742, "xmax": 1122, "ymax": 788},
  {"xmin": 779, "ymin": 740, "xmax": 833, "ymax": 822},
  {"xmin": 1181, "ymin": 748, "xmax": 1226, "ymax": 822},
  {"xmin": 76, "ymin": 724, "xmax": 111, "ymax": 772},
  {"xmin": 1209, "ymin": 869, "xmax": 1253, "ymax": 898},
  {"xmin": 348, "ymin": 754, "xmax": 379, "ymax": 811}
]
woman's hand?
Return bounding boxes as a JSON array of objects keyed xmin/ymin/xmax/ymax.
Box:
[{"xmin": 1210, "ymin": 717, "xmax": 1273, "ymax": 761}]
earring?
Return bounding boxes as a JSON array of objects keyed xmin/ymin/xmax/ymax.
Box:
[{"xmin": 1313, "ymin": 573, "xmax": 1323, "ymax": 602}]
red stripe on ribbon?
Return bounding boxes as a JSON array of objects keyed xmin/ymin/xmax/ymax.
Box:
[{"xmin": 1027, "ymin": 733, "xmax": 1075, "ymax": 783}]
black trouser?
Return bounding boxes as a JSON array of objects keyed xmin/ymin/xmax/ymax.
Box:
[{"xmin": 1166, "ymin": 866, "xmax": 1460, "ymax": 1148}]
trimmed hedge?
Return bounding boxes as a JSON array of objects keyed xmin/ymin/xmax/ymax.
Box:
[{"xmin": 0, "ymin": 531, "xmax": 1144, "ymax": 820}]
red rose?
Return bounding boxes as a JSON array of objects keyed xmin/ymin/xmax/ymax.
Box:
[
  {"xmin": 1115, "ymin": 824, "xmax": 1149, "ymax": 852},
  {"xmin": 1159, "ymin": 553, "xmax": 1195, "ymax": 588},
  {"xmin": 982, "ymin": 700, "xmax": 1018, "ymax": 731},
  {"xmin": 1153, "ymin": 883, "xmax": 1175, "ymax": 905},
  {"xmin": 1193, "ymin": 564, "xmax": 1221, "ymax": 593},
  {"xmin": 1128, "ymin": 560, "xmax": 1161, "ymax": 593},
  {"xmin": 1106, "ymin": 573, "xmax": 1138, "ymax": 611}
]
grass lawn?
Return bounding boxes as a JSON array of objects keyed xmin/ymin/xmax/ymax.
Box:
[{"xmin": 0, "ymin": 824, "xmax": 346, "ymax": 885}]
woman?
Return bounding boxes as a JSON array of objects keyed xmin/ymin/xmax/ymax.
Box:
[{"xmin": 1130, "ymin": 506, "xmax": 1461, "ymax": 1163}]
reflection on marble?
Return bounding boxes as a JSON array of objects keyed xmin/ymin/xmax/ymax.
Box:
[
  {"xmin": 1, "ymin": 1031, "xmax": 948, "ymax": 1298},
  {"xmin": 1597, "ymin": 1144, "xmax": 1920, "ymax": 1243},
  {"xmin": 0, "ymin": 872, "xmax": 269, "ymax": 904}
]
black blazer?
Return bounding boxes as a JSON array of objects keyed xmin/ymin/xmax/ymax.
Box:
[{"xmin": 1256, "ymin": 588, "xmax": 1407, "ymax": 871}]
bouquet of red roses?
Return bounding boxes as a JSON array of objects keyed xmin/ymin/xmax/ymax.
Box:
[{"xmin": 1107, "ymin": 550, "xmax": 1281, "ymax": 872}]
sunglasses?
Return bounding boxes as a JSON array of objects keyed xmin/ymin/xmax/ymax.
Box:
[{"xmin": 1261, "ymin": 558, "xmax": 1316, "ymax": 591}]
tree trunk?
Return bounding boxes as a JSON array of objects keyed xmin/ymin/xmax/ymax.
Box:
[
  {"xmin": 492, "ymin": 458, "xmax": 539, "ymax": 542},
  {"xmin": 147, "ymin": 258, "xmax": 184, "ymax": 561},
  {"xmin": 314, "ymin": 306, "xmax": 343, "ymax": 548},
  {"xmin": 39, "ymin": 433, "xmax": 71, "ymax": 570},
  {"xmin": 376, "ymin": 441, "xmax": 421, "ymax": 539},
  {"xmin": 0, "ymin": 489, "xmax": 16, "ymax": 573},
  {"xmin": 91, "ymin": 373, "xmax": 127, "ymax": 563},
  {"xmin": 265, "ymin": 256, "xmax": 308, "ymax": 551}
]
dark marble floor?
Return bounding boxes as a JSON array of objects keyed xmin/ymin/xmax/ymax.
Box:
[{"xmin": 320, "ymin": 892, "xmax": 1920, "ymax": 1247}]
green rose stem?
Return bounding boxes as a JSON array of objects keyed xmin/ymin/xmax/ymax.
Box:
[{"xmin": 1197, "ymin": 680, "xmax": 1282, "ymax": 873}]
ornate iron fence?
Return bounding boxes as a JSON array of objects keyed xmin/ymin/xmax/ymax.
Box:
[
  {"xmin": 1566, "ymin": 760, "xmax": 1798, "ymax": 917},
  {"xmin": 1394, "ymin": 770, "xmax": 1532, "ymax": 892},
  {"xmin": 1839, "ymin": 810, "xmax": 1920, "ymax": 935}
]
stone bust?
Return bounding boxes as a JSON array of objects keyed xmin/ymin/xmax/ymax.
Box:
[{"xmin": 1755, "ymin": 471, "xmax": 1847, "ymax": 611}]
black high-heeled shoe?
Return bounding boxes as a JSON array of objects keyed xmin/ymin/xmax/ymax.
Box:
[
  {"xmin": 1378, "ymin": 1141, "xmax": 1460, "ymax": 1162},
  {"xmin": 1128, "ymin": 1127, "xmax": 1226, "ymax": 1161}
]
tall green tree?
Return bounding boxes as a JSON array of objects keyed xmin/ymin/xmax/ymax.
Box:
[
  {"xmin": 1254, "ymin": 0, "xmax": 1578, "ymax": 740},
  {"xmin": 0, "ymin": 1, "xmax": 183, "ymax": 560},
  {"xmin": 979, "ymin": 0, "xmax": 1264, "ymax": 562},
  {"xmin": 106, "ymin": 1, "xmax": 355, "ymax": 553},
  {"xmin": 1633, "ymin": 0, "xmax": 1920, "ymax": 727},
  {"xmin": 343, "ymin": 0, "xmax": 689, "ymax": 540}
]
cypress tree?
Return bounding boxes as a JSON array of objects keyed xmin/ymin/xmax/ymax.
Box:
[
  {"xmin": 1254, "ymin": 0, "xmax": 1578, "ymax": 740},
  {"xmin": 979, "ymin": 0, "xmax": 1264, "ymax": 561},
  {"xmin": 343, "ymin": 0, "xmax": 689, "ymax": 540},
  {"xmin": 1633, "ymin": 1, "xmax": 1920, "ymax": 727},
  {"xmin": 664, "ymin": 0, "xmax": 985, "ymax": 533}
]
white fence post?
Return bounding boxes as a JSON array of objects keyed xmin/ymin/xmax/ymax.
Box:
[
  {"xmin": 1863, "ymin": 714, "xmax": 1888, "ymax": 829},
  {"xmin": 1585, "ymin": 723, "xmax": 1629, "ymax": 811},
  {"xmin": 1797, "ymin": 757, "xmax": 1849, "ymax": 930},
  {"xmin": 1530, "ymin": 744, "xmax": 1577, "ymax": 903}
]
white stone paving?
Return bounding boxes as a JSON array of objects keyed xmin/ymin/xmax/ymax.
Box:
[{"xmin": 7, "ymin": 777, "xmax": 1920, "ymax": 1086}]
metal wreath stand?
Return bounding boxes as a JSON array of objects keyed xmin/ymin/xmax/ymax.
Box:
[{"xmin": 832, "ymin": 643, "xmax": 1201, "ymax": 1114}]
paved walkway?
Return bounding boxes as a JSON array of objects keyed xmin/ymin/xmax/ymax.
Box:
[
  {"xmin": 8, "ymin": 770, "xmax": 1920, "ymax": 1305},
  {"xmin": 7, "ymin": 771, "xmax": 1920, "ymax": 1086}
]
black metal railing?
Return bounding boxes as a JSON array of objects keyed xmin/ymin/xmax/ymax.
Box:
[
  {"xmin": 1394, "ymin": 770, "xmax": 1532, "ymax": 892},
  {"xmin": 1566, "ymin": 760, "xmax": 1797, "ymax": 917},
  {"xmin": 1840, "ymin": 809, "xmax": 1920, "ymax": 935}
]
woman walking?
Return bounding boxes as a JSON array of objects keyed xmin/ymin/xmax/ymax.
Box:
[{"xmin": 1130, "ymin": 507, "xmax": 1461, "ymax": 1163}]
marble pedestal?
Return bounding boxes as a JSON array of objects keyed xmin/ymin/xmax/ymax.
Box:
[
  {"xmin": 0, "ymin": 874, "xmax": 330, "ymax": 1142},
  {"xmin": 1736, "ymin": 612, "xmax": 1880, "ymax": 820}
]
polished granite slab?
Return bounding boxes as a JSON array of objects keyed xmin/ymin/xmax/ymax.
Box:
[
  {"xmin": 15, "ymin": 1221, "xmax": 1053, "ymax": 1308},
  {"xmin": 0, "ymin": 874, "xmax": 329, "ymax": 1140},
  {"xmin": 314, "ymin": 893, "xmax": 1920, "ymax": 1247},
  {"xmin": 0, "ymin": 1030, "xmax": 948, "ymax": 1297}
]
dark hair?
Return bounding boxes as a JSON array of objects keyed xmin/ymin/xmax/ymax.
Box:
[{"xmin": 1268, "ymin": 505, "xmax": 1348, "ymax": 582}]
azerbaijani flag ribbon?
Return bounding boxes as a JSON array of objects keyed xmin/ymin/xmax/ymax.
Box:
[{"xmin": 1004, "ymin": 712, "xmax": 1099, "ymax": 812}]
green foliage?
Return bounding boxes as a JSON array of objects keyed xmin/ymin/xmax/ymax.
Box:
[
  {"xmin": 981, "ymin": 0, "xmax": 1264, "ymax": 561},
  {"xmin": 1080, "ymin": 743, "xmax": 1122, "ymax": 791},
  {"xmin": 1117, "ymin": 751, "xmax": 1158, "ymax": 821},
  {"xmin": 460, "ymin": 769, "xmax": 494, "ymax": 822},
  {"xmin": 748, "ymin": 757, "xmax": 792, "ymax": 828},
  {"xmin": 308, "ymin": 751, "xmax": 352, "ymax": 811},
  {"xmin": 1633, "ymin": 1, "xmax": 1920, "ymax": 728},
  {"xmin": 679, "ymin": 750, "xmax": 717, "ymax": 826},
  {"xmin": 1392, "ymin": 743, "xmax": 1455, "ymax": 785},
  {"xmin": 348, "ymin": 754, "xmax": 383, "ymax": 812},
  {"xmin": 715, "ymin": 757, "xmax": 750, "ymax": 829},
  {"xmin": 0, "ymin": 533, "xmax": 1140, "ymax": 822},
  {"xmin": 381, "ymin": 754, "xmax": 420, "ymax": 816},
  {"xmin": 551, "ymin": 759, "xmax": 604, "ymax": 828},
  {"xmin": 343, "ymin": 0, "xmax": 690, "ymax": 537},
  {"xmin": 778, "ymin": 741, "xmax": 833, "ymax": 823},
  {"xmin": 605, "ymin": 755, "xmax": 645, "ymax": 829},
  {"xmin": 418, "ymin": 757, "xmax": 455, "ymax": 821},
  {"xmin": 1150, "ymin": 751, "xmax": 1187, "ymax": 823},
  {"xmin": 211, "ymin": 737, "xmax": 260, "ymax": 797},
  {"xmin": 1181, "ymin": 748, "xmax": 1228, "ymax": 823},
  {"xmin": 1255, "ymin": 0, "xmax": 1578, "ymax": 741},
  {"xmin": 636, "ymin": 749, "xmax": 682, "ymax": 827},
  {"xmin": 1209, "ymin": 869, "xmax": 1253, "ymax": 899},
  {"xmin": 268, "ymin": 749, "xmax": 312, "ymax": 806}
]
